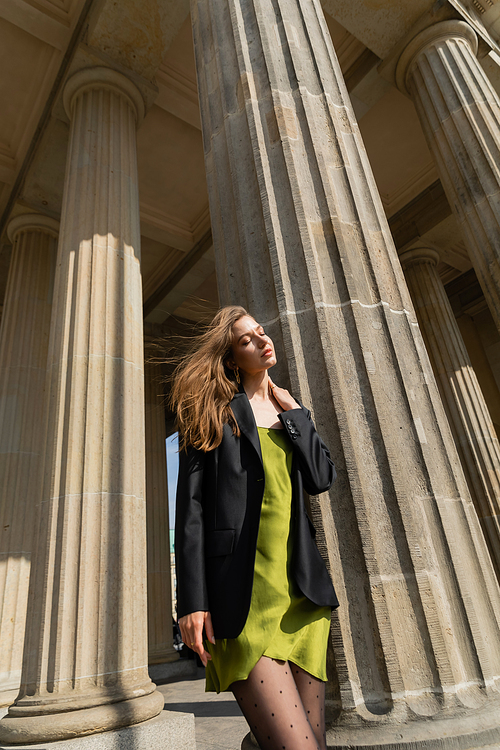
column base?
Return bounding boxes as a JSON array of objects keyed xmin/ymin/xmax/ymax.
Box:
[
  {"xmin": 241, "ymin": 699, "xmax": 500, "ymax": 750},
  {"xmin": 0, "ymin": 708, "xmax": 195, "ymax": 749},
  {"xmin": 242, "ymin": 733, "xmax": 259, "ymax": 748},
  {"xmin": 149, "ymin": 658, "xmax": 197, "ymax": 684},
  {"xmin": 0, "ymin": 693, "xmax": 18, "ymax": 710},
  {"xmin": 0, "ymin": 690, "xmax": 165, "ymax": 744}
]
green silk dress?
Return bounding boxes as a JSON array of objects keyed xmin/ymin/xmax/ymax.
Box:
[{"xmin": 205, "ymin": 426, "xmax": 331, "ymax": 693}]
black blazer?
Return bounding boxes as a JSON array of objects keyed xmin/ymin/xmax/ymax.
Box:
[{"xmin": 175, "ymin": 390, "xmax": 339, "ymax": 639}]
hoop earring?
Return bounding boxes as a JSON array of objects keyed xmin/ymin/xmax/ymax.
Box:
[{"xmin": 235, "ymin": 367, "xmax": 241, "ymax": 385}]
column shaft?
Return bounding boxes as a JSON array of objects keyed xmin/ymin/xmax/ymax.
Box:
[
  {"xmin": 0, "ymin": 216, "xmax": 58, "ymax": 705},
  {"xmin": 401, "ymin": 247, "xmax": 500, "ymax": 580},
  {"xmin": 456, "ymin": 311, "xmax": 500, "ymax": 436},
  {"xmin": 191, "ymin": 0, "xmax": 500, "ymax": 745},
  {"xmin": 144, "ymin": 357, "xmax": 177, "ymax": 665},
  {"xmin": 395, "ymin": 20, "xmax": 500, "ymax": 334},
  {"xmin": 0, "ymin": 68, "xmax": 163, "ymax": 744}
]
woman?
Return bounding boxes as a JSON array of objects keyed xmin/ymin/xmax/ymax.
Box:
[{"xmin": 172, "ymin": 305, "xmax": 338, "ymax": 750}]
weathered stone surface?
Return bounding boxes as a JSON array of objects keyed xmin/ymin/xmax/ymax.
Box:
[
  {"xmin": 401, "ymin": 246, "xmax": 500, "ymax": 579},
  {"xmin": 0, "ymin": 68, "xmax": 163, "ymax": 743},
  {"xmin": 191, "ymin": 0, "xmax": 500, "ymax": 746},
  {"xmin": 88, "ymin": 0, "xmax": 190, "ymax": 82},
  {"xmin": 395, "ymin": 19, "xmax": 500, "ymax": 335},
  {"xmin": 144, "ymin": 356, "xmax": 178, "ymax": 666},
  {"xmin": 0, "ymin": 215, "xmax": 58, "ymax": 705},
  {"xmin": 0, "ymin": 710, "xmax": 196, "ymax": 750},
  {"xmin": 320, "ymin": 0, "xmax": 432, "ymax": 59}
]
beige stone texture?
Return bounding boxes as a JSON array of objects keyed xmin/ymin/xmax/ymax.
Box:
[
  {"xmin": 395, "ymin": 19, "xmax": 500, "ymax": 335},
  {"xmin": 144, "ymin": 356, "xmax": 178, "ymax": 666},
  {"xmin": 0, "ymin": 215, "xmax": 58, "ymax": 707},
  {"xmin": 191, "ymin": 0, "xmax": 500, "ymax": 746},
  {"xmin": 0, "ymin": 68, "xmax": 164, "ymax": 743},
  {"xmin": 401, "ymin": 246, "xmax": 500, "ymax": 580},
  {"xmin": 88, "ymin": 0, "xmax": 190, "ymax": 83},
  {"xmin": 0, "ymin": 709, "xmax": 196, "ymax": 750},
  {"xmin": 482, "ymin": 3, "xmax": 500, "ymax": 42},
  {"xmin": 320, "ymin": 0, "xmax": 433, "ymax": 59}
]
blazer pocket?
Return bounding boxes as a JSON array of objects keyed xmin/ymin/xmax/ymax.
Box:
[{"xmin": 205, "ymin": 528, "xmax": 236, "ymax": 557}]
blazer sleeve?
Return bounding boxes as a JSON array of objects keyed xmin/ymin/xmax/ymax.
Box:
[
  {"xmin": 278, "ymin": 406, "xmax": 336, "ymax": 494},
  {"xmin": 174, "ymin": 443, "xmax": 209, "ymax": 619}
]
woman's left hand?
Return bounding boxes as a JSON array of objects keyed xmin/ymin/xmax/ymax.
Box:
[
  {"xmin": 268, "ymin": 379, "xmax": 299, "ymax": 412},
  {"xmin": 178, "ymin": 610, "xmax": 215, "ymax": 667}
]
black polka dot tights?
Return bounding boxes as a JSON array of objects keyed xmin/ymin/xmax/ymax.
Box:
[{"xmin": 230, "ymin": 657, "xmax": 326, "ymax": 750}]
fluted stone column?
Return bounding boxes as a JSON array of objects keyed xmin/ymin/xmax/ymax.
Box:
[
  {"xmin": 395, "ymin": 20, "xmax": 500, "ymax": 335},
  {"xmin": 456, "ymin": 310, "xmax": 500, "ymax": 437},
  {"xmin": 400, "ymin": 246, "xmax": 500, "ymax": 580},
  {"xmin": 144, "ymin": 357, "xmax": 178, "ymax": 666},
  {"xmin": 191, "ymin": 0, "xmax": 500, "ymax": 747},
  {"xmin": 0, "ymin": 215, "xmax": 58, "ymax": 707},
  {"xmin": 0, "ymin": 67, "xmax": 164, "ymax": 743}
]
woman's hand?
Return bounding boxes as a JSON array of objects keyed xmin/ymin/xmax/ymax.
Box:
[
  {"xmin": 268, "ymin": 379, "xmax": 299, "ymax": 412},
  {"xmin": 178, "ymin": 611, "xmax": 215, "ymax": 667}
]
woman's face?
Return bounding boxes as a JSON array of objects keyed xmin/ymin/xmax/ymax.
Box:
[{"xmin": 229, "ymin": 315, "xmax": 277, "ymax": 376}]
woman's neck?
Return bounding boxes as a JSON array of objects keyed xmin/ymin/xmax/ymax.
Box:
[
  {"xmin": 241, "ymin": 370, "xmax": 282, "ymax": 428},
  {"xmin": 241, "ymin": 371, "xmax": 270, "ymax": 402}
]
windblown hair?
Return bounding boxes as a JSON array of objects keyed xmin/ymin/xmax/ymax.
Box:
[{"xmin": 170, "ymin": 305, "xmax": 248, "ymax": 452}]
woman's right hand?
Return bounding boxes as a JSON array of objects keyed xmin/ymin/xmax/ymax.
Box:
[
  {"xmin": 178, "ymin": 611, "xmax": 215, "ymax": 667},
  {"xmin": 268, "ymin": 378, "xmax": 299, "ymax": 412}
]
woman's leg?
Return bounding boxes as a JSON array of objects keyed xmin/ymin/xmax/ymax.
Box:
[
  {"xmin": 289, "ymin": 663, "xmax": 326, "ymax": 750},
  {"xmin": 231, "ymin": 656, "xmax": 323, "ymax": 750}
]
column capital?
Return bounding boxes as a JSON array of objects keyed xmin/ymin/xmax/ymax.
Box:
[
  {"xmin": 63, "ymin": 66, "xmax": 145, "ymax": 126},
  {"xmin": 7, "ymin": 213, "xmax": 60, "ymax": 243},
  {"xmin": 399, "ymin": 246, "xmax": 440, "ymax": 270},
  {"xmin": 395, "ymin": 20, "xmax": 478, "ymax": 95}
]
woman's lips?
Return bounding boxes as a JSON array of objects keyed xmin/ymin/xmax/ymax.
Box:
[{"xmin": 262, "ymin": 348, "xmax": 273, "ymax": 357}]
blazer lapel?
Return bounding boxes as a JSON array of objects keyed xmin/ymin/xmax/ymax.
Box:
[{"xmin": 230, "ymin": 391, "xmax": 263, "ymax": 465}]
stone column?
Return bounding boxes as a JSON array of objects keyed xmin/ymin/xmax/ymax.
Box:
[
  {"xmin": 0, "ymin": 215, "xmax": 58, "ymax": 707},
  {"xmin": 144, "ymin": 356, "xmax": 178, "ymax": 666},
  {"xmin": 0, "ymin": 67, "xmax": 164, "ymax": 743},
  {"xmin": 191, "ymin": 0, "xmax": 500, "ymax": 746},
  {"xmin": 400, "ymin": 246, "xmax": 500, "ymax": 580},
  {"xmin": 456, "ymin": 310, "xmax": 500, "ymax": 437},
  {"xmin": 395, "ymin": 19, "xmax": 500, "ymax": 335}
]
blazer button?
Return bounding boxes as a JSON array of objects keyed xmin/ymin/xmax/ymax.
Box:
[{"xmin": 286, "ymin": 419, "xmax": 292, "ymax": 425}]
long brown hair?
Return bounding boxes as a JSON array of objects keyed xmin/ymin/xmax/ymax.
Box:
[{"xmin": 170, "ymin": 305, "xmax": 247, "ymax": 451}]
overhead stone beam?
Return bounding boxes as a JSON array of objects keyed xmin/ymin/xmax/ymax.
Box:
[
  {"xmin": 388, "ymin": 179, "xmax": 452, "ymax": 250},
  {"xmin": 0, "ymin": 0, "xmax": 71, "ymax": 51},
  {"xmin": 343, "ymin": 47, "xmax": 380, "ymax": 92},
  {"xmin": 0, "ymin": 0, "xmax": 95, "ymax": 241},
  {"xmin": 143, "ymin": 227, "xmax": 213, "ymax": 320}
]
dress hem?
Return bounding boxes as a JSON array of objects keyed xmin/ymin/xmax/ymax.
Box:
[{"xmin": 205, "ymin": 650, "xmax": 327, "ymax": 693}]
